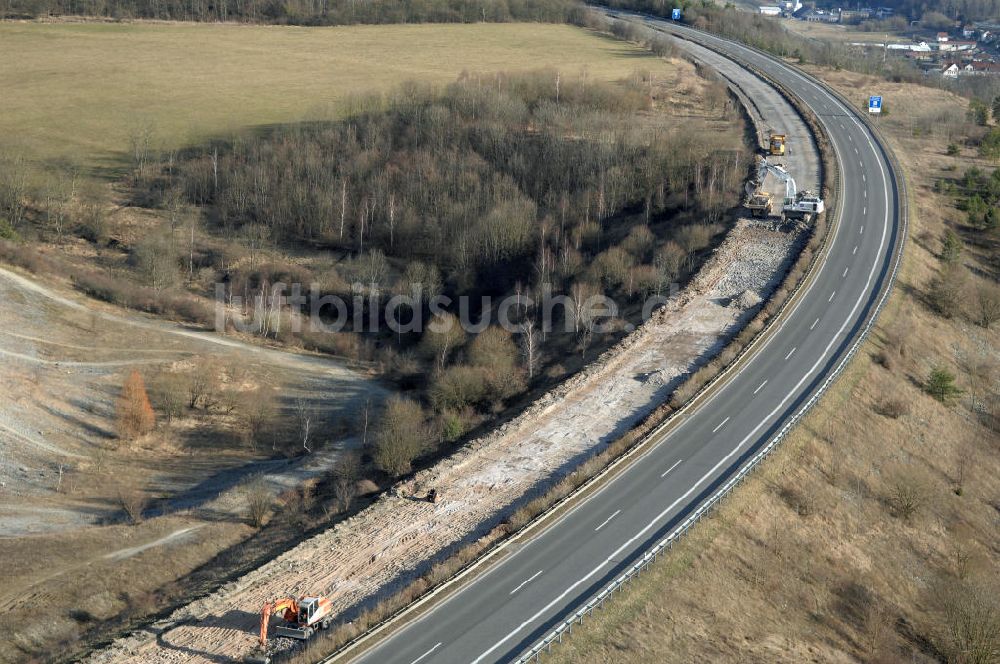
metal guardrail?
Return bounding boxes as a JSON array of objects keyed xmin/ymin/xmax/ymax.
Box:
[{"xmin": 513, "ymin": 22, "xmax": 909, "ymax": 664}]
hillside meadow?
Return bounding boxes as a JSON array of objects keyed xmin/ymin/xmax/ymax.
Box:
[{"xmin": 0, "ymin": 21, "xmax": 666, "ymax": 174}]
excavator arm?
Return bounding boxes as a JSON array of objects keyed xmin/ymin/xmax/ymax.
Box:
[
  {"xmin": 259, "ymin": 598, "xmax": 299, "ymax": 647},
  {"xmin": 755, "ymin": 158, "xmax": 797, "ymax": 206}
]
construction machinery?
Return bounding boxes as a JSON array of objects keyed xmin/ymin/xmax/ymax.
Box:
[
  {"xmin": 247, "ymin": 595, "xmax": 334, "ymax": 664},
  {"xmin": 744, "ymin": 157, "xmax": 824, "ymax": 222},
  {"xmin": 768, "ymin": 132, "xmax": 787, "ymax": 156},
  {"xmin": 744, "ymin": 186, "xmax": 774, "ymax": 218}
]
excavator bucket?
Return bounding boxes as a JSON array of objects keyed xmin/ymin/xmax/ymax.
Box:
[
  {"xmin": 244, "ymin": 651, "xmax": 271, "ymax": 664},
  {"xmin": 275, "ymin": 624, "xmax": 314, "ymax": 639}
]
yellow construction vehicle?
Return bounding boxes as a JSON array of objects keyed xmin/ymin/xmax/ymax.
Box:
[
  {"xmin": 768, "ymin": 133, "xmax": 786, "ymax": 156},
  {"xmin": 744, "ymin": 188, "xmax": 774, "ymax": 218}
]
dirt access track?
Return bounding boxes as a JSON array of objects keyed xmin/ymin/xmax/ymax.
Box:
[{"xmin": 87, "ymin": 43, "xmax": 819, "ymax": 664}]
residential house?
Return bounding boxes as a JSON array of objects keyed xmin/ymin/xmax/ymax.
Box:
[
  {"xmin": 840, "ymin": 8, "xmax": 871, "ymax": 23},
  {"xmin": 939, "ymin": 40, "xmax": 978, "ymax": 52},
  {"xmin": 940, "ymin": 62, "xmax": 960, "ymax": 77},
  {"xmin": 969, "ymin": 61, "xmax": 1000, "ymax": 74},
  {"xmin": 801, "ymin": 8, "xmax": 838, "ymax": 22}
]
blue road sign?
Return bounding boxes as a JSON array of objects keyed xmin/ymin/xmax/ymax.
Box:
[
  {"xmin": 671, "ymin": 8, "xmax": 682, "ymax": 20},
  {"xmin": 868, "ymin": 95, "xmax": 883, "ymax": 114}
]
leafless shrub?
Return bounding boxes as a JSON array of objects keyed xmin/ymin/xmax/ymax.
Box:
[
  {"xmin": 117, "ymin": 480, "xmax": 149, "ymax": 525},
  {"xmin": 926, "ymin": 262, "xmax": 968, "ymax": 319},
  {"xmin": 886, "ymin": 470, "xmax": 928, "ymax": 521},
  {"xmin": 243, "ymin": 476, "xmax": 272, "ymax": 528},
  {"xmin": 874, "ymin": 350, "xmax": 896, "ymax": 371},
  {"xmin": 777, "ymin": 483, "xmax": 816, "ymax": 517},
  {"xmin": 874, "ymin": 397, "xmax": 910, "ymax": 419},
  {"xmin": 974, "ymin": 282, "xmax": 1000, "ymax": 329},
  {"xmin": 330, "ymin": 452, "xmax": 360, "ymax": 513},
  {"xmin": 372, "ymin": 397, "xmax": 431, "ymax": 476},
  {"xmin": 235, "ymin": 388, "xmax": 276, "ymax": 451},
  {"xmin": 929, "ymin": 576, "xmax": 1000, "ymax": 664},
  {"xmin": 149, "ymin": 370, "xmax": 187, "ymax": 423},
  {"xmin": 187, "ymin": 360, "xmax": 220, "ymax": 410}
]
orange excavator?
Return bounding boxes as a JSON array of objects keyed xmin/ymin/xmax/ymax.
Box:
[{"xmin": 247, "ymin": 595, "xmax": 334, "ymax": 664}]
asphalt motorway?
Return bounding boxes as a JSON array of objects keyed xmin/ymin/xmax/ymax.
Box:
[{"xmin": 351, "ymin": 17, "xmax": 901, "ymax": 664}]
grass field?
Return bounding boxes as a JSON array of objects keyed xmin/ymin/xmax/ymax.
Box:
[
  {"xmin": 0, "ymin": 21, "xmax": 664, "ymax": 174},
  {"xmin": 781, "ymin": 18, "xmax": 909, "ymax": 44}
]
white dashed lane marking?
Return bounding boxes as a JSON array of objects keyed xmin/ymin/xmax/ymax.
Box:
[
  {"xmin": 594, "ymin": 511, "xmax": 621, "ymax": 532},
  {"xmin": 510, "ymin": 571, "xmax": 544, "ymax": 595},
  {"xmin": 660, "ymin": 459, "xmax": 682, "ymax": 478},
  {"xmin": 409, "ymin": 643, "xmax": 443, "ymax": 664}
]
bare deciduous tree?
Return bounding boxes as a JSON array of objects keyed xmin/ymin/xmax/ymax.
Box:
[
  {"xmin": 372, "ymin": 397, "xmax": 429, "ymax": 477},
  {"xmin": 519, "ymin": 319, "xmax": 539, "ymax": 379},
  {"xmin": 331, "ymin": 451, "xmax": 360, "ymax": 513},
  {"xmin": 975, "ymin": 283, "xmax": 1000, "ymax": 329},
  {"xmin": 295, "ymin": 398, "xmax": 315, "ymax": 454},
  {"xmin": 117, "ymin": 478, "xmax": 148, "ymax": 525},
  {"xmin": 237, "ymin": 389, "xmax": 276, "ymax": 451},
  {"xmin": 187, "ymin": 360, "xmax": 220, "ymax": 410},
  {"xmin": 419, "ymin": 312, "xmax": 465, "ymax": 370}
]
